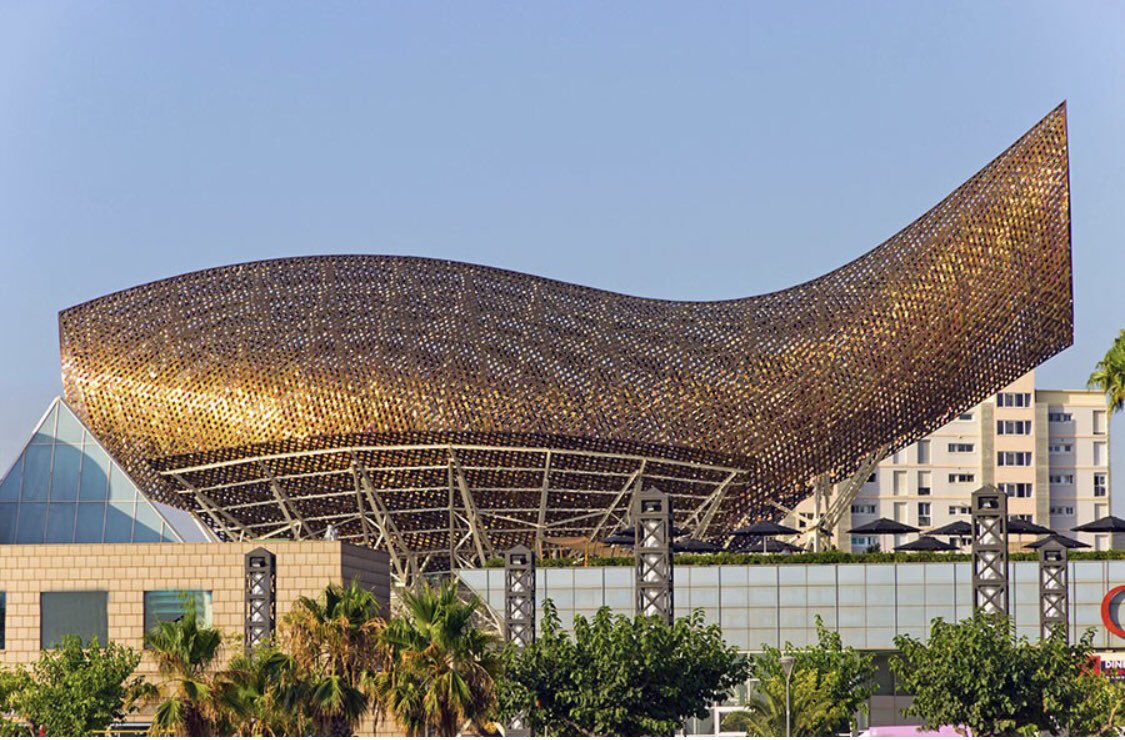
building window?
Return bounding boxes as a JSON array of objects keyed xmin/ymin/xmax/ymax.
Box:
[
  {"xmin": 917, "ymin": 471, "xmax": 931, "ymax": 496},
  {"xmin": 997, "ymin": 392, "xmax": 1032, "ymax": 407},
  {"xmin": 997, "ymin": 420, "xmax": 1032, "ymax": 435},
  {"xmin": 1095, "ymin": 473, "xmax": 1108, "ymax": 497},
  {"xmin": 997, "ymin": 451, "xmax": 1032, "ymax": 466},
  {"xmin": 1094, "ymin": 410, "xmax": 1108, "ymax": 435},
  {"xmin": 144, "ymin": 591, "xmax": 213, "ymax": 643},
  {"xmin": 0, "ymin": 592, "xmax": 5, "ymax": 651},
  {"xmin": 851, "ymin": 535, "xmax": 877, "ymax": 550},
  {"xmin": 948, "ymin": 443, "xmax": 975, "ymax": 453},
  {"xmin": 851, "ymin": 504, "xmax": 876, "ymax": 515},
  {"xmin": 917, "ymin": 502, "xmax": 931, "ymax": 527},
  {"xmin": 999, "ymin": 483, "xmax": 1033, "ymax": 498},
  {"xmin": 1049, "ymin": 506, "xmax": 1075, "ymax": 516},
  {"xmin": 1095, "ymin": 441, "xmax": 1108, "ymax": 466},
  {"xmin": 867, "ymin": 472, "xmax": 877, "ymax": 483},
  {"xmin": 1049, "ymin": 474, "xmax": 1075, "ymax": 485},
  {"xmin": 958, "ymin": 412, "xmax": 974, "ymax": 421},
  {"xmin": 41, "ymin": 591, "xmax": 108, "ymax": 649},
  {"xmin": 948, "ymin": 505, "xmax": 971, "ymax": 515},
  {"xmin": 917, "ymin": 440, "xmax": 931, "ymax": 465},
  {"xmin": 892, "ymin": 449, "xmax": 906, "ymax": 465},
  {"xmin": 893, "ymin": 470, "xmax": 907, "ymax": 496},
  {"xmin": 1048, "ymin": 410, "xmax": 1073, "ymax": 423},
  {"xmin": 949, "ymin": 473, "xmax": 975, "ymax": 483},
  {"xmin": 1048, "ymin": 443, "xmax": 1073, "ymax": 454}
]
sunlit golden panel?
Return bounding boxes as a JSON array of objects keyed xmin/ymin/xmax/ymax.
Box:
[{"xmin": 58, "ymin": 105, "xmax": 1072, "ymax": 573}]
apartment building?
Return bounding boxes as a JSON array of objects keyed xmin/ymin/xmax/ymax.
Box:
[{"xmin": 804, "ymin": 371, "xmax": 1112, "ymax": 551}]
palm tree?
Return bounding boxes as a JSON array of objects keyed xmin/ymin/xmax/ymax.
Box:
[
  {"xmin": 740, "ymin": 670, "xmax": 837, "ymax": 737},
  {"xmin": 146, "ymin": 604, "xmax": 241, "ymax": 736},
  {"xmin": 222, "ymin": 646, "xmax": 309, "ymax": 736},
  {"xmin": 281, "ymin": 581, "xmax": 385, "ymax": 735},
  {"xmin": 1089, "ymin": 329, "xmax": 1125, "ymax": 413},
  {"xmin": 374, "ymin": 579, "xmax": 503, "ymax": 736}
]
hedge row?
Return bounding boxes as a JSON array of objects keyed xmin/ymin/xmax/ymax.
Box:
[{"xmin": 482, "ymin": 549, "xmax": 1125, "ymax": 569}]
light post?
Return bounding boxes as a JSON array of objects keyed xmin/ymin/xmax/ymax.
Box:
[{"xmin": 779, "ymin": 654, "xmax": 796, "ymax": 737}]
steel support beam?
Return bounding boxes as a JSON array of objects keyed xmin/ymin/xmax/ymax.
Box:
[{"xmin": 244, "ymin": 547, "xmax": 276, "ymax": 652}]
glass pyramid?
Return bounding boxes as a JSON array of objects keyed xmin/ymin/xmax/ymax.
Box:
[{"xmin": 0, "ymin": 398, "xmax": 213, "ymax": 544}]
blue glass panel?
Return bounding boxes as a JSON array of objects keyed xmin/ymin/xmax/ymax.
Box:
[
  {"xmin": 107, "ymin": 463, "xmax": 135, "ymax": 501},
  {"xmin": 55, "ymin": 407, "xmax": 85, "ymax": 444},
  {"xmin": 22, "ymin": 446, "xmax": 52, "ymax": 501},
  {"xmin": 0, "ymin": 455, "xmax": 22, "ymax": 501},
  {"xmin": 79, "ymin": 445, "xmax": 109, "ymax": 501},
  {"xmin": 132, "ymin": 501, "xmax": 163, "ymax": 543},
  {"xmin": 104, "ymin": 501, "xmax": 134, "ymax": 541},
  {"xmin": 16, "ymin": 503, "xmax": 47, "ymax": 543},
  {"xmin": 51, "ymin": 443, "xmax": 82, "ymax": 501},
  {"xmin": 0, "ymin": 503, "xmax": 18, "ymax": 542},
  {"xmin": 75, "ymin": 503, "xmax": 106, "ymax": 543},
  {"xmin": 45, "ymin": 503, "xmax": 76, "ymax": 543},
  {"xmin": 30, "ymin": 406, "xmax": 57, "ymax": 445}
]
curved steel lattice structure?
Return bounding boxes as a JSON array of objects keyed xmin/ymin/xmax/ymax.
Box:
[{"xmin": 59, "ymin": 105, "xmax": 1073, "ymax": 574}]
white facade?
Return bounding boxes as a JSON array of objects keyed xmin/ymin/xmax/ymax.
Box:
[{"xmin": 802, "ymin": 371, "xmax": 1113, "ymax": 551}]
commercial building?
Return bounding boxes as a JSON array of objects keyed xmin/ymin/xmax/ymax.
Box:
[{"xmin": 798, "ymin": 370, "xmax": 1113, "ymax": 552}]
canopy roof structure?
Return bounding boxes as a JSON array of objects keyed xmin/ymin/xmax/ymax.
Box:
[{"xmin": 55, "ymin": 106, "xmax": 1073, "ymax": 576}]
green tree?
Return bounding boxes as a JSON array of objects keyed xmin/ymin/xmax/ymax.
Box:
[
  {"xmin": 497, "ymin": 601, "xmax": 749, "ymax": 736},
  {"xmin": 1067, "ymin": 670, "xmax": 1125, "ymax": 736},
  {"xmin": 1089, "ymin": 329, "xmax": 1125, "ymax": 413},
  {"xmin": 281, "ymin": 581, "xmax": 385, "ymax": 736},
  {"xmin": 891, "ymin": 611, "xmax": 1094, "ymax": 736},
  {"xmin": 374, "ymin": 579, "xmax": 502, "ymax": 736},
  {"xmin": 0, "ymin": 636, "xmax": 146, "ymax": 736},
  {"xmin": 221, "ymin": 646, "xmax": 310, "ymax": 736},
  {"xmin": 742, "ymin": 616, "xmax": 874, "ymax": 736},
  {"xmin": 146, "ymin": 604, "xmax": 241, "ymax": 736}
]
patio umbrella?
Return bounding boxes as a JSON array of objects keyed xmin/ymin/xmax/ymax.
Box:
[
  {"xmin": 1073, "ymin": 515, "xmax": 1125, "ymax": 533},
  {"xmin": 730, "ymin": 521, "xmax": 802, "ymax": 537},
  {"xmin": 611, "ymin": 524, "xmax": 689, "ymax": 539},
  {"xmin": 1026, "ymin": 533, "xmax": 1090, "ymax": 550},
  {"xmin": 894, "ymin": 535, "xmax": 958, "ymax": 552},
  {"xmin": 927, "ymin": 520, "xmax": 971, "ymax": 536},
  {"xmin": 847, "ymin": 517, "xmax": 919, "ymax": 553},
  {"xmin": 729, "ymin": 537, "xmax": 803, "ymax": 554},
  {"xmin": 1007, "ymin": 518, "xmax": 1054, "ymax": 536},
  {"xmin": 601, "ymin": 532, "xmax": 635, "ymax": 547},
  {"xmin": 673, "ymin": 538, "xmax": 721, "ymax": 553}
]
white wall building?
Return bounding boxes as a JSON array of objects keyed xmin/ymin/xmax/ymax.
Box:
[{"xmin": 800, "ymin": 371, "xmax": 1113, "ymax": 551}]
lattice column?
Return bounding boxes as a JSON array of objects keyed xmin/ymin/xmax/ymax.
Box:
[
  {"xmin": 504, "ymin": 546, "xmax": 536, "ymax": 736},
  {"xmin": 244, "ymin": 547, "xmax": 276, "ymax": 652},
  {"xmin": 971, "ymin": 485, "xmax": 1008, "ymax": 615},
  {"xmin": 1039, "ymin": 541, "xmax": 1069, "ymax": 641},
  {"xmin": 634, "ymin": 488, "xmax": 674, "ymax": 623}
]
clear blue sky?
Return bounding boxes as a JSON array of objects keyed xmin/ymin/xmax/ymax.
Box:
[{"xmin": 1, "ymin": 2, "xmax": 1123, "ymax": 500}]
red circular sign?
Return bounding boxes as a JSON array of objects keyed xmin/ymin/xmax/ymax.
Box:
[{"xmin": 1101, "ymin": 586, "xmax": 1125, "ymax": 638}]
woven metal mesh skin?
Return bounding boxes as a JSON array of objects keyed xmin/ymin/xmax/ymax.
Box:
[{"xmin": 58, "ymin": 105, "xmax": 1072, "ymax": 568}]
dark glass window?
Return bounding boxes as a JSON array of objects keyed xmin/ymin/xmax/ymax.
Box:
[{"xmin": 40, "ymin": 591, "xmax": 108, "ymax": 648}]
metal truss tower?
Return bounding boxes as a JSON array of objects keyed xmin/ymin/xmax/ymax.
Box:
[
  {"xmin": 244, "ymin": 546, "xmax": 276, "ymax": 651},
  {"xmin": 634, "ymin": 488, "xmax": 674, "ymax": 623},
  {"xmin": 504, "ymin": 545, "xmax": 536, "ymax": 736},
  {"xmin": 1039, "ymin": 541, "xmax": 1069, "ymax": 641},
  {"xmin": 971, "ymin": 485, "xmax": 1009, "ymax": 615}
]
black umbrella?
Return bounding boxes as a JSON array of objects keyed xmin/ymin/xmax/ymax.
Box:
[
  {"xmin": 928, "ymin": 520, "xmax": 972, "ymax": 536},
  {"xmin": 1007, "ymin": 518, "xmax": 1054, "ymax": 536},
  {"xmin": 1026, "ymin": 533, "xmax": 1090, "ymax": 550},
  {"xmin": 894, "ymin": 535, "xmax": 958, "ymax": 552},
  {"xmin": 673, "ymin": 538, "xmax": 721, "ymax": 553},
  {"xmin": 601, "ymin": 532, "xmax": 635, "ymax": 547},
  {"xmin": 611, "ymin": 524, "xmax": 689, "ymax": 539},
  {"xmin": 847, "ymin": 518, "xmax": 920, "ymax": 535},
  {"xmin": 1073, "ymin": 515, "xmax": 1125, "ymax": 533},
  {"xmin": 729, "ymin": 537, "xmax": 803, "ymax": 554},
  {"xmin": 730, "ymin": 521, "xmax": 802, "ymax": 538}
]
